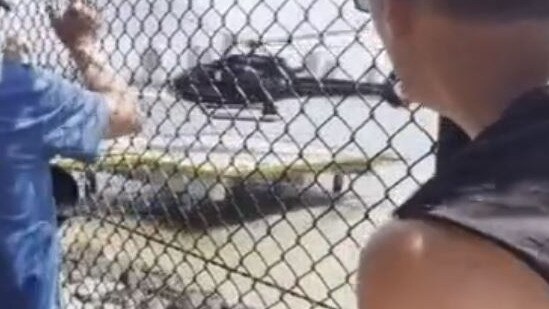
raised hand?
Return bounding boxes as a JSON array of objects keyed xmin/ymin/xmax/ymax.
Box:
[{"xmin": 49, "ymin": 0, "xmax": 101, "ymax": 51}]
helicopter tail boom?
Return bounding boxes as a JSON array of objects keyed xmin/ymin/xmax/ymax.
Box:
[{"xmin": 293, "ymin": 78, "xmax": 402, "ymax": 106}]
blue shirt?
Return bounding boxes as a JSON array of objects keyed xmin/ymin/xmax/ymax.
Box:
[{"xmin": 0, "ymin": 60, "xmax": 109, "ymax": 308}]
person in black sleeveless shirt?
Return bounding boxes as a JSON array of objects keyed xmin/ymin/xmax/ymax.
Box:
[{"xmin": 354, "ymin": 1, "xmax": 549, "ymax": 308}]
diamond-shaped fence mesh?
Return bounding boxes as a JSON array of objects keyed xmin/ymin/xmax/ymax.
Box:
[{"xmin": 4, "ymin": 0, "xmax": 440, "ymax": 308}]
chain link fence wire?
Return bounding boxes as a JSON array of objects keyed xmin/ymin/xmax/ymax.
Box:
[{"xmin": 4, "ymin": 0, "xmax": 440, "ymax": 308}]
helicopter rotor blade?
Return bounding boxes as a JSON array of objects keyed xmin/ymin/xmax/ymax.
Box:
[{"xmin": 238, "ymin": 30, "xmax": 358, "ymax": 48}]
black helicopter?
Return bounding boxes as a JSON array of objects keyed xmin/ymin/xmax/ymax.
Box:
[{"xmin": 171, "ymin": 33, "xmax": 402, "ymax": 117}]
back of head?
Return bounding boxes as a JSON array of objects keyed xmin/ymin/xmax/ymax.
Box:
[
  {"xmin": 429, "ymin": 0, "xmax": 549, "ymax": 21},
  {"xmin": 370, "ymin": 0, "xmax": 549, "ymax": 131}
]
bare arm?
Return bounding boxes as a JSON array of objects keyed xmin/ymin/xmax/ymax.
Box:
[
  {"xmin": 69, "ymin": 44, "xmax": 141, "ymax": 138},
  {"xmin": 358, "ymin": 220, "xmax": 549, "ymax": 309},
  {"xmin": 51, "ymin": 0, "xmax": 141, "ymax": 138}
]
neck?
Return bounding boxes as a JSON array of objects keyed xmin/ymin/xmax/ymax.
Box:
[
  {"xmin": 422, "ymin": 19, "xmax": 549, "ymax": 138},
  {"xmin": 444, "ymin": 78, "xmax": 548, "ymax": 139}
]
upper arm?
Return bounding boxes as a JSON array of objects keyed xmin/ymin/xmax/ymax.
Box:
[{"xmin": 358, "ymin": 220, "xmax": 549, "ymax": 309}]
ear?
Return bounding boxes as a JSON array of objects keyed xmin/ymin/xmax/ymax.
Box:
[{"xmin": 384, "ymin": 0, "xmax": 417, "ymax": 38}]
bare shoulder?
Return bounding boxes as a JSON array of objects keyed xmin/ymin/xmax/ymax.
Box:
[{"xmin": 357, "ymin": 219, "xmax": 549, "ymax": 309}]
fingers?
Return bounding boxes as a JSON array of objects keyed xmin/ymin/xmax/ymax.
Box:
[
  {"xmin": 46, "ymin": 5, "xmax": 58, "ymax": 25},
  {"xmin": 3, "ymin": 35, "xmax": 31, "ymax": 62},
  {"xmin": 48, "ymin": 0, "xmax": 98, "ymax": 20},
  {"xmin": 68, "ymin": 0, "xmax": 98, "ymax": 16},
  {"xmin": 65, "ymin": 0, "xmax": 86, "ymax": 13},
  {"xmin": 48, "ymin": 0, "xmax": 100, "ymax": 31},
  {"xmin": 69, "ymin": 0, "xmax": 85, "ymax": 14},
  {"xmin": 70, "ymin": 2, "xmax": 100, "ymax": 28},
  {"xmin": 46, "ymin": 1, "xmax": 63, "ymax": 25},
  {"xmin": 5, "ymin": 36, "xmax": 30, "ymax": 53}
]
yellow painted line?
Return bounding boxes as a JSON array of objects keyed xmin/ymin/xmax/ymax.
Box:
[{"xmin": 54, "ymin": 151, "xmax": 399, "ymax": 181}]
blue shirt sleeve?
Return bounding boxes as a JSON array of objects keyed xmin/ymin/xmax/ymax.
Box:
[{"xmin": 35, "ymin": 68, "xmax": 110, "ymax": 163}]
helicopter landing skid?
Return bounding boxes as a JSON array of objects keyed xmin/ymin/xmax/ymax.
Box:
[
  {"xmin": 210, "ymin": 109, "xmax": 281, "ymax": 122},
  {"xmin": 203, "ymin": 103, "xmax": 264, "ymax": 111},
  {"xmin": 202, "ymin": 99, "xmax": 280, "ymax": 122}
]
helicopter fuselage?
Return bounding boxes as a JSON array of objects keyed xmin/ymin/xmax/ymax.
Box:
[
  {"xmin": 172, "ymin": 54, "xmax": 402, "ymax": 110},
  {"xmin": 173, "ymin": 54, "xmax": 295, "ymax": 106}
]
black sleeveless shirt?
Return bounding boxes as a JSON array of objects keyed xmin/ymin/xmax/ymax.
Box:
[{"xmin": 396, "ymin": 87, "xmax": 549, "ymax": 284}]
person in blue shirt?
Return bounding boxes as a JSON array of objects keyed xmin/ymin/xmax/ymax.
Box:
[{"xmin": 0, "ymin": 0, "xmax": 142, "ymax": 308}]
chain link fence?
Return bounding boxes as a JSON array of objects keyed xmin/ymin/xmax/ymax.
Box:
[{"xmin": 4, "ymin": 0, "xmax": 440, "ymax": 308}]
